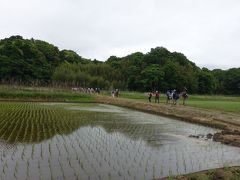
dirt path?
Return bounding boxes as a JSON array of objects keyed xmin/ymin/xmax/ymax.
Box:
[{"xmin": 96, "ymin": 96, "xmax": 240, "ymax": 147}]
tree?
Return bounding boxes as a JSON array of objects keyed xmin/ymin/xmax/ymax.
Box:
[
  {"xmin": 60, "ymin": 50, "xmax": 83, "ymax": 63},
  {"xmin": 1, "ymin": 35, "xmax": 239, "ymax": 95},
  {"xmin": 198, "ymin": 68, "xmax": 217, "ymax": 94},
  {"xmin": 223, "ymin": 68, "xmax": 240, "ymax": 94},
  {"xmin": 140, "ymin": 64, "xmax": 164, "ymax": 91}
]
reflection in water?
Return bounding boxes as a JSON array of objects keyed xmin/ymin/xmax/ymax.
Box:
[{"xmin": 0, "ymin": 102, "xmax": 240, "ymax": 179}]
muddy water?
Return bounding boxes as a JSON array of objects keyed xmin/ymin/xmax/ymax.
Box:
[{"xmin": 0, "ymin": 103, "xmax": 240, "ymax": 180}]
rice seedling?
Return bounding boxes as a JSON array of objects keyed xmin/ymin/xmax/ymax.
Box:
[
  {"xmin": 13, "ymin": 161, "xmax": 19, "ymax": 179},
  {"xmin": 1, "ymin": 102, "xmax": 240, "ymax": 179},
  {"xmin": 26, "ymin": 160, "xmax": 30, "ymax": 178},
  {"xmin": 2, "ymin": 162, "xmax": 7, "ymax": 174}
]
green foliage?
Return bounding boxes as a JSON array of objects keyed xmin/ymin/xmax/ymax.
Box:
[
  {"xmin": 0, "ymin": 36, "xmax": 239, "ymax": 94},
  {"xmin": 140, "ymin": 64, "xmax": 164, "ymax": 91},
  {"xmin": 0, "ymin": 36, "xmax": 85, "ymax": 84},
  {"xmin": 52, "ymin": 62, "xmax": 111, "ymax": 89},
  {"xmin": 223, "ymin": 68, "xmax": 240, "ymax": 94},
  {"xmin": 105, "ymin": 47, "xmax": 201, "ymax": 93},
  {"xmin": 198, "ymin": 68, "xmax": 217, "ymax": 94}
]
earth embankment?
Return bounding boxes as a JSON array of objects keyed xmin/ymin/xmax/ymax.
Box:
[{"xmin": 96, "ymin": 95, "xmax": 240, "ymax": 147}]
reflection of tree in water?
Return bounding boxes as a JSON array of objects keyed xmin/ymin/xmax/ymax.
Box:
[
  {"xmin": 79, "ymin": 112, "xmax": 180, "ymax": 148},
  {"xmin": 0, "ymin": 103, "xmax": 178, "ymax": 147},
  {"xmin": 104, "ymin": 124, "xmax": 179, "ymax": 148}
]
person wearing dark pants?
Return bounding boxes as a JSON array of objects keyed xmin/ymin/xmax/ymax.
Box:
[
  {"xmin": 155, "ymin": 91, "xmax": 160, "ymax": 103},
  {"xmin": 148, "ymin": 92, "xmax": 152, "ymax": 102}
]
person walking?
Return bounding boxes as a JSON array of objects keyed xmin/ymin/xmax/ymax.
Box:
[
  {"xmin": 148, "ymin": 92, "xmax": 152, "ymax": 102},
  {"xmin": 166, "ymin": 90, "xmax": 172, "ymax": 104},
  {"xmin": 172, "ymin": 89, "xmax": 180, "ymax": 105},
  {"xmin": 111, "ymin": 89, "xmax": 115, "ymax": 98},
  {"xmin": 155, "ymin": 91, "xmax": 160, "ymax": 103},
  {"xmin": 115, "ymin": 89, "xmax": 119, "ymax": 97},
  {"xmin": 182, "ymin": 87, "xmax": 188, "ymax": 105}
]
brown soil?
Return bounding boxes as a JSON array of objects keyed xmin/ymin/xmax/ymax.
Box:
[
  {"xmin": 213, "ymin": 130, "xmax": 240, "ymax": 147},
  {"xmin": 158, "ymin": 167, "xmax": 240, "ymax": 180},
  {"xmin": 96, "ymin": 96, "xmax": 240, "ymax": 147}
]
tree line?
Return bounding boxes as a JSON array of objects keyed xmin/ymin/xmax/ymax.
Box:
[{"xmin": 0, "ymin": 36, "xmax": 239, "ymax": 94}]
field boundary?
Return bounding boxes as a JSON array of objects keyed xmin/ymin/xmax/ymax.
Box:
[{"xmin": 96, "ymin": 96, "xmax": 240, "ymax": 131}]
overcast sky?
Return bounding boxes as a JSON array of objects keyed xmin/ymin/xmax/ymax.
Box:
[{"xmin": 1, "ymin": 0, "xmax": 240, "ymax": 69}]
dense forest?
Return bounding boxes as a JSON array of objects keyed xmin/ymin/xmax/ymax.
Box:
[{"xmin": 0, "ymin": 36, "xmax": 239, "ymax": 94}]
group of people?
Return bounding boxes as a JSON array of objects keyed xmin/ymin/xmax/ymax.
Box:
[
  {"xmin": 111, "ymin": 89, "xmax": 119, "ymax": 98},
  {"xmin": 71, "ymin": 86, "xmax": 188, "ymax": 105},
  {"xmin": 71, "ymin": 87, "xmax": 101, "ymax": 94},
  {"xmin": 148, "ymin": 91, "xmax": 160, "ymax": 103},
  {"xmin": 148, "ymin": 87, "xmax": 188, "ymax": 105}
]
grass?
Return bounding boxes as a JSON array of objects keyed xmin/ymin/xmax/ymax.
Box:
[
  {"xmin": 0, "ymin": 85, "xmax": 239, "ymax": 114},
  {"xmin": 102, "ymin": 90, "xmax": 155, "ymax": 100},
  {"xmin": 187, "ymin": 100, "xmax": 240, "ymax": 113},
  {"xmin": 185, "ymin": 95, "xmax": 240, "ymax": 113},
  {"xmin": 0, "ymin": 85, "xmax": 95, "ymax": 102},
  {"xmin": 102, "ymin": 90, "xmax": 240, "ymax": 114}
]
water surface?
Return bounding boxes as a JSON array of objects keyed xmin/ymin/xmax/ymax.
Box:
[{"xmin": 0, "ymin": 102, "xmax": 240, "ymax": 180}]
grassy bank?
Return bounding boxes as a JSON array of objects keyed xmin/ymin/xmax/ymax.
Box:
[
  {"xmin": 102, "ymin": 91, "xmax": 240, "ymax": 114},
  {"xmin": 0, "ymin": 85, "xmax": 95, "ymax": 102},
  {"xmin": 96, "ymin": 95, "xmax": 240, "ymax": 131},
  {"xmin": 1, "ymin": 86, "xmax": 239, "ymax": 113}
]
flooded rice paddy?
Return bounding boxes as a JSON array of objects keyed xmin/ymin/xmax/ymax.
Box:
[{"xmin": 0, "ymin": 102, "xmax": 240, "ymax": 180}]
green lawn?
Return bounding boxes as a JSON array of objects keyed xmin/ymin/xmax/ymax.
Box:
[
  {"xmin": 187, "ymin": 100, "xmax": 240, "ymax": 113},
  {"xmin": 102, "ymin": 90, "xmax": 240, "ymax": 114}
]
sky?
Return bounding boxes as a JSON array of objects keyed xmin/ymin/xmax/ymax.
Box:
[{"xmin": 1, "ymin": 0, "xmax": 240, "ymax": 70}]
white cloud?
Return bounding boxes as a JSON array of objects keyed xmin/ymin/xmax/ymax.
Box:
[{"xmin": 1, "ymin": 0, "xmax": 240, "ymax": 69}]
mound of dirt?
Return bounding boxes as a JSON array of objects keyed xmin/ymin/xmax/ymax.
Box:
[{"xmin": 213, "ymin": 130, "xmax": 240, "ymax": 147}]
